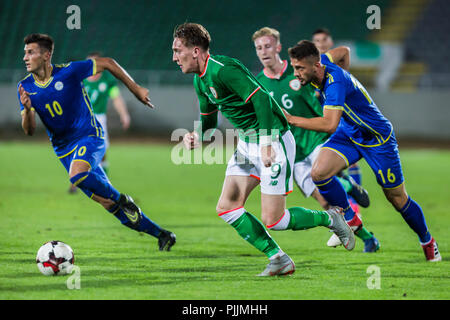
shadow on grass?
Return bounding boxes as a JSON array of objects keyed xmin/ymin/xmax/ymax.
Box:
[{"xmin": 0, "ymin": 263, "xmax": 309, "ymax": 294}]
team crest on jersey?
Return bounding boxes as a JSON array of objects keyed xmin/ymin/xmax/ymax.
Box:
[
  {"xmin": 54, "ymin": 81, "xmax": 64, "ymax": 91},
  {"xmin": 99, "ymin": 82, "xmax": 107, "ymax": 92},
  {"xmin": 289, "ymin": 79, "xmax": 301, "ymax": 91},
  {"xmin": 209, "ymin": 86, "xmax": 218, "ymax": 98}
]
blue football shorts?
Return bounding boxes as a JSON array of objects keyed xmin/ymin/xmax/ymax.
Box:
[{"xmin": 322, "ymin": 128, "xmax": 404, "ymax": 189}]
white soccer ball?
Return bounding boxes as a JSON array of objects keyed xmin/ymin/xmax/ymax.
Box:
[{"xmin": 36, "ymin": 241, "xmax": 75, "ymax": 276}]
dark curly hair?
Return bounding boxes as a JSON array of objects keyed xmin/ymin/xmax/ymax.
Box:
[{"xmin": 288, "ymin": 40, "xmax": 320, "ymax": 62}]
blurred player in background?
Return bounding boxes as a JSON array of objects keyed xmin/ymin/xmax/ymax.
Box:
[
  {"xmin": 18, "ymin": 33, "xmax": 176, "ymax": 251},
  {"xmin": 312, "ymin": 28, "xmax": 370, "ymax": 248},
  {"xmin": 68, "ymin": 51, "xmax": 131, "ymax": 193},
  {"xmin": 173, "ymin": 23, "xmax": 356, "ymax": 277},
  {"xmin": 252, "ymin": 27, "xmax": 379, "ymax": 252},
  {"xmin": 286, "ymin": 40, "xmax": 440, "ymax": 261}
]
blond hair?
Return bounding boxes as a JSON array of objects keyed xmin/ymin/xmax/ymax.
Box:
[{"xmin": 252, "ymin": 27, "xmax": 280, "ymax": 43}]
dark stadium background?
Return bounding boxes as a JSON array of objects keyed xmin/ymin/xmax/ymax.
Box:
[{"xmin": 0, "ymin": 0, "xmax": 449, "ymax": 144}]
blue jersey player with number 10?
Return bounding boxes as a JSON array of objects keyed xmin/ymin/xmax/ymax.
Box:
[
  {"xmin": 17, "ymin": 33, "xmax": 176, "ymax": 251},
  {"xmin": 285, "ymin": 40, "xmax": 440, "ymax": 261}
]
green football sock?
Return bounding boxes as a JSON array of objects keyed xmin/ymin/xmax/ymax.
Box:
[
  {"xmin": 287, "ymin": 207, "xmax": 331, "ymax": 230},
  {"xmin": 230, "ymin": 211, "xmax": 281, "ymax": 258},
  {"xmin": 337, "ymin": 176, "xmax": 352, "ymax": 193},
  {"xmin": 355, "ymin": 226, "xmax": 373, "ymax": 241}
]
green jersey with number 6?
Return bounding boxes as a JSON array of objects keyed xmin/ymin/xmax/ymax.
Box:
[
  {"xmin": 256, "ymin": 61, "xmax": 329, "ymax": 162},
  {"xmin": 194, "ymin": 54, "xmax": 289, "ymax": 143},
  {"xmin": 83, "ymin": 71, "xmax": 120, "ymax": 115}
]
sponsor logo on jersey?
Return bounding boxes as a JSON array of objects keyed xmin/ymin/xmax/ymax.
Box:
[
  {"xmin": 55, "ymin": 81, "xmax": 64, "ymax": 91},
  {"xmin": 289, "ymin": 79, "xmax": 301, "ymax": 91},
  {"xmin": 209, "ymin": 86, "xmax": 218, "ymax": 98}
]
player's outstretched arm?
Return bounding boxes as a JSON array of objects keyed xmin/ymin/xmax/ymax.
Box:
[
  {"xmin": 94, "ymin": 57, "xmax": 154, "ymax": 109},
  {"xmin": 284, "ymin": 108, "xmax": 342, "ymax": 134},
  {"xmin": 327, "ymin": 46, "xmax": 350, "ymax": 70},
  {"xmin": 19, "ymin": 84, "xmax": 36, "ymax": 136},
  {"xmin": 112, "ymin": 94, "xmax": 131, "ymax": 130}
]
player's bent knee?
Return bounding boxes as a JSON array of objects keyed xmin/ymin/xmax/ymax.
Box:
[
  {"xmin": 310, "ymin": 167, "xmax": 331, "ymax": 183},
  {"xmin": 261, "ymin": 210, "xmax": 284, "ymax": 228},
  {"xmin": 216, "ymin": 202, "xmax": 242, "ymax": 215}
]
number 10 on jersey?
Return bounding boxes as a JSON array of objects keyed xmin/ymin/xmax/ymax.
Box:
[{"xmin": 45, "ymin": 101, "xmax": 63, "ymax": 117}]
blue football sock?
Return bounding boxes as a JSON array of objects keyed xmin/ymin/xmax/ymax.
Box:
[
  {"xmin": 348, "ymin": 164, "xmax": 362, "ymax": 185},
  {"xmin": 314, "ymin": 176, "xmax": 356, "ymax": 221},
  {"xmin": 109, "ymin": 204, "xmax": 162, "ymax": 238},
  {"xmin": 398, "ymin": 196, "xmax": 431, "ymax": 243},
  {"xmin": 70, "ymin": 170, "xmax": 120, "ymax": 202}
]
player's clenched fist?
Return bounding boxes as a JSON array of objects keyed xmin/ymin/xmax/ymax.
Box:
[
  {"xmin": 183, "ymin": 131, "xmax": 200, "ymax": 150},
  {"xmin": 19, "ymin": 84, "xmax": 32, "ymax": 110}
]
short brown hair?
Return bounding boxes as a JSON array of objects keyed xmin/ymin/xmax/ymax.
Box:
[
  {"xmin": 173, "ymin": 23, "xmax": 211, "ymax": 51},
  {"xmin": 24, "ymin": 33, "xmax": 54, "ymax": 53},
  {"xmin": 312, "ymin": 28, "xmax": 331, "ymax": 38},
  {"xmin": 288, "ymin": 40, "xmax": 320, "ymax": 61},
  {"xmin": 252, "ymin": 27, "xmax": 280, "ymax": 43}
]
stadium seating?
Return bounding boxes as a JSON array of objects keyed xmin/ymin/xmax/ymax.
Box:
[{"xmin": 0, "ymin": 0, "xmax": 390, "ymax": 72}]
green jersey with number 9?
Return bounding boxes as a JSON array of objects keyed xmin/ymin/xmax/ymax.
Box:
[{"xmin": 256, "ymin": 61, "xmax": 329, "ymax": 162}]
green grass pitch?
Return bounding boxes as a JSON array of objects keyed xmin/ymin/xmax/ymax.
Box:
[{"xmin": 0, "ymin": 141, "xmax": 448, "ymax": 300}]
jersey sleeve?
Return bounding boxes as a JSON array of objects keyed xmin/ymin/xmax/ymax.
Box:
[
  {"xmin": 67, "ymin": 59, "xmax": 97, "ymax": 82},
  {"xmin": 108, "ymin": 86, "xmax": 120, "ymax": 99},
  {"xmin": 321, "ymin": 53, "xmax": 334, "ymax": 65},
  {"xmin": 106, "ymin": 72, "xmax": 120, "ymax": 98},
  {"xmin": 218, "ymin": 66, "xmax": 274, "ymax": 138},
  {"xmin": 323, "ymin": 79, "xmax": 346, "ymax": 111},
  {"xmin": 218, "ymin": 66, "xmax": 261, "ymax": 104},
  {"xmin": 193, "ymin": 78, "xmax": 218, "ymax": 141}
]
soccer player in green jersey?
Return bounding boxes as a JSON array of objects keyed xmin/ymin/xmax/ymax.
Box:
[
  {"xmin": 252, "ymin": 27, "xmax": 379, "ymax": 253},
  {"xmin": 172, "ymin": 23, "xmax": 356, "ymax": 276}
]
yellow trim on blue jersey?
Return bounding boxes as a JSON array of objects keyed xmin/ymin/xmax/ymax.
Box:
[
  {"xmin": 325, "ymin": 52, "xmax": 334, "ymax": 63},
  {"xmin": 324, "ymin": 105, "xmax": 344, "ymax": 111},
  {"xmin": 32, "ymin": 66, "xmax": 54, "ymax": 88},
  {"xmin": 326, "ymin": 73, "xmax": 334, "ymax": 84},
  {"xmin": 72, "ymin": 159, "xmax": 92, "ymax": 169},
  {"xmin": 349, "ymin": 74, "xmax": 372, "ymax": 104},
  {"xmin": 81, "ymin": 87, "xmax": 102, "ymax": 138},
  {"xmin": 349, "ymin": 127, "xmax": 394, "ymax": 148},
  {"xmin": 33, "ymin": 76, "xmax": 54, "ymax": 88},
  {"xmin": 57, "ymin": 145, "xmax": 78, "ymax": 158},
  {"xmin": 20, "ymin": 74, "xmax": 32, "ymax": 82},
  {"xmin": 322, "ymin": 147, "xmax": 349, "ymax": 167},
  {"xmin": 343, "ymin": 103, "xmax": 386, "ymax": 144},
  {"xmin": 54, "ymin": 62, "xmax": 71, "ymax": 68},
  {"xmin": 90, "ymin": 58, "xmax": 97, "ymax": 76},
  {"xmin": 382, "ymin": 181, "xmax": 404, "ymax": 190}
]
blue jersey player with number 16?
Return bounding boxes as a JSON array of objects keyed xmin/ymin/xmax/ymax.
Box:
[
  {"xmin": 286, "ymin": 40, "xmax": 440, "ymax": 261},
  {"xmin": 17, "ymin": 33, "xmax": 176, "ymax": 251}
]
